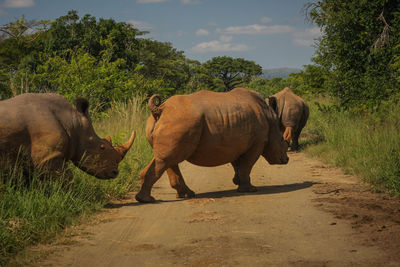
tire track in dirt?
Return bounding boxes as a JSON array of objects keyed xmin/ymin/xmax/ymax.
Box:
[{"xmin": 37, "ymin": 152, "xmax": 400, "ymax": 266}]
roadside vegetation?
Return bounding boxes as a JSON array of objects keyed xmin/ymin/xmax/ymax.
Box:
[
  {"xmin": 1, "ymin": 0, "xmax": 400, "ymax": 265},
  {"xmin": 302, "ymin": 98, "xmax": 400, "ymax": 195}
]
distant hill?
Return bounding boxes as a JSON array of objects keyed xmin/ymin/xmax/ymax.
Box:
[{"xmin": 261, "ymin": 68, "xmax": 302, "ymax": 79}]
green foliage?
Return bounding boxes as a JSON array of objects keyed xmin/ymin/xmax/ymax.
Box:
[
  {"xmin": 0, "ymin": 69, "xmax": 11, "ymax": 100},
  {"xmin": 391, "ymin": 43, "xmax": 400, "ymax": 83},
  {"xmin": 0, "ymin": 11, "xmax": 274, "ymax": 102},
  {"xmin": 45, "ymin": 10, "xmax": 144, "ymax": 68},
  {"xmin": 203, "ymin": 56, "xmax": 263, "ymax": 91},
  {"xmin": 29, "ymin": 47, "xmax": 160, "ymax": 110},
  {"xmin": 0, "ymin": 97, "xmax": 153, "ymax": 265},
  {"xmin": 0, "ymin": 11, "xmax": 191, "ymax": 103},
  {"xmin": 304, "ymin": 97, "xmax": 400, "ymax": 195},
  {"xmin": 306, "ymin": 0, "xmax": 400, "ymax": 107},
  {"xmin": 247, "ymin": 64, "xmax": 326, "ymax": 98},
  {"xmin": 138, "ymin": 39, "xmax": 190, "ymax": 92}
]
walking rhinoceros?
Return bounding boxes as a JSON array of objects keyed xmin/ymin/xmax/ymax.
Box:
[
  {"xmin": 268, "ymin": 87, "xmax": 309, "ymax": 150},
  {"xmin": 136, "ymin": 88, "xmax": 289, "ymax": 203},
  {"xmin": 0, "ymin": 93, "xmax": 135, "ymax": 180}
]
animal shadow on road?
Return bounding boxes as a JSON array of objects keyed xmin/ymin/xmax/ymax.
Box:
[
  {"xmin": 103, "ymin": 198, "xmax": 183, "ymax": 208},
  {"xmin": 195, "ymin": 181, "xmax": 318, "ymax": 199},
  {"xmin": 104, "ymin": 181, "xmax": 317, "ymax": 208}
]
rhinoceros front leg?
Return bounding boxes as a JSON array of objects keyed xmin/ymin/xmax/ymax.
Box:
[
  {"xmin": 167, "ymin": 165, "xmax": 195, "ymax": 199},
  {"xmin": 235, "ymin": 143, "xmax": 264, "ymax": 193},
  {"xmin": 38, "ymin": 151, "xmax": 74, "ymax": 186},
  {"xmin": 231, "ymin": 160, "xmax": 240, "ymax": 185},
  {"xmin": 136, "ymin": 157, "xmax": 168, "ymax": 203}
]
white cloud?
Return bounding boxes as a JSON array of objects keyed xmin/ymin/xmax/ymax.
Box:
[
  {"xmin": 2, "ymin": 0, "xmax": 34, "ymax": 8},
  {"xmin": 181, "ymin": 0, "xmax": 201, "ymax": 4},
  {"xmin": 292, "ymin": 27, "xmax": 321, "ymax": 46},
  {"xmin": 127, "ymin": 20, "xmax": 153, "ymax": 30},
  {"xmin": 217, "ymin": 24, "xmax": 294, "ymax": 35},
  {"xmin": 219, "ymin": 35, "xmax": 232, "ymax": 42},
  {"xmin": 293, "ymin": 38, "xmax": 314, "ymax": 46},
  {"xmin": 260, "ymin": 16, "xmax": 272, "ymax": 23},
  {"xmin": 192, "ymin": 41, "xmax": 250, "ymax": 52},
  {"xmin": 195, "ymin": 28, "xmax": 209, "ymax": 36},
  {"xmin": 137, "ymin": 0, "xmax": 166, "ymax": 3},
  {"xmin": 191, "ymin": 35, "xmax": 250, "ymax": 53}
]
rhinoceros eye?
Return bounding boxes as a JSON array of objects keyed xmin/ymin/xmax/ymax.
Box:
[{"xmin": 100, "ymin": 144, "xmax": 106, "ymax": 150}]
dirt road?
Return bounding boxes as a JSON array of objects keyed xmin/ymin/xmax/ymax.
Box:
[{"xmin": 40, "ymin": 152, "xmax": 400, "ymax": 266}]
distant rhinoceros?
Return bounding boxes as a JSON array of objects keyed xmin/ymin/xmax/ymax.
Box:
[
  {"xmin": 267, "ymin": 87, "xmax": 309, "ymax": 150},
  {"xmin": 136, "ymin": 88, "xmax": 289, "ymax": 203},
  {"xmin": 0, "ymin": 93, "xmax": 135, "ymax": 181}
]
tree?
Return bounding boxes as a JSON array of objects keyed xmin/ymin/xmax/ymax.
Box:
[
  {"xmin": 0, "ymin": 16, "xmax": 50, "ymax": 98},
  {"xmin": 203, "ymin": 56, "xmax": 262, "ymax": 91},
  {"xmin": 44, "ymin": 11, "xmax": 192, "ymax": 97},
  {"xmin": 137, "ymin": 39, "xmax": 190, "ymax": 93},
  {"xmin": 31, "ymin": 47, "xmax": 161, "ymax": 110},
  {"xmin": 305, "ymin": 0, "xmax": 400, "ymax": 108},
  {"xmin": 45, "ymin": 10, "xmax": 145, "ymax": 71}
]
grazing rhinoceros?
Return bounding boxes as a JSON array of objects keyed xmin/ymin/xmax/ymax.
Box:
[
  {"xmin": 268, "ymin": 87, "xmax": 309, "ymax": 150},
  {"xmin": 0, "ymin": 93, "xmax": 135, "ymax": 180},
  {"xmin": 136, "ymin": 88, "xmax": 289, "ymax": 203}
]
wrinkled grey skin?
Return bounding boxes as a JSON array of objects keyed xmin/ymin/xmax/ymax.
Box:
[
  {"xmin": 267, "ymin": 87, "xmax": 309, "ymax": 150},
  {"xmin": 0, "ymin": 93, "xmax": 135, "ymax": 181}
]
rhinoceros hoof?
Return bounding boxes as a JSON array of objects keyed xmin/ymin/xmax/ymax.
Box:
[
  {"xmin": 176, "ymin": 190, "xmax": 196, "ymax": 199},
  {"xmin": 135, "ymin": 193, "xmax": 156, "ymax": 203},
  {"xmin": 237, "ymin": 184, "xmax": 258, "ymax": 193}
]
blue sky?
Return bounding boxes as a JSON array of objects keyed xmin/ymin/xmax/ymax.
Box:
[{"xmin": 0, "ymin": 0, "xmax": 320, "ymax": 69}]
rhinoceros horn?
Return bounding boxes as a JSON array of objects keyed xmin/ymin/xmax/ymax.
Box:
[{"xmin": 113, "ymin": 130, "xmax": 136, "ymax": 159}]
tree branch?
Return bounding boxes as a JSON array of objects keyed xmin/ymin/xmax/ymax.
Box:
[{"xmin": 372, "ymin": 10, "xmax": 392, "ymax": 52}]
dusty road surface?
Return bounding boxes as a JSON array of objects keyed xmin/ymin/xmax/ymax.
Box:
[{"xmin": 39, "ymin": 152, "xmax": 400, "ymax": 267}]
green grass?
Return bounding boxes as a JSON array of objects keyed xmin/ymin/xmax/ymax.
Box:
[
  {"xmin": 0, "ymin": 96, "xmax": 153, "ymax": 266},
  {"xmin": 302, "ymin": 98, "xmax": 400, "ymax": 195}
]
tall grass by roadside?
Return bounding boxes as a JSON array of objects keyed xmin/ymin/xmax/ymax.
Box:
[
  {"xmin": 303, "ymin": 98, "xmax": 400, "ymax": 195},
  {"xmin": 0, "ymin": 96, "xmax": 153, "ymax": 266}
]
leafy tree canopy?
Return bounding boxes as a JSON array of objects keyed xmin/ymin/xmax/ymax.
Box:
[
  {"xmin": 203, "ymin": 56, "xmax": 263, "ymax": 91},
  {"xmin": 305, "ymin": 0, "xmax": 400, "ymax": 108}
]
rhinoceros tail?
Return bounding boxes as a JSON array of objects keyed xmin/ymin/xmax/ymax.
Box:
[{"xmin": 148, "ymin": 94, "xmax": 162, "ymax": 120}]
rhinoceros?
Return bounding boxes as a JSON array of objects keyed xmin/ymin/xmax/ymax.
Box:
[
  {"xmin": 0, "ymin": 93, "xmax": 135, "ymax": 180},
  {"xmin": 268, "ymin": 87, "xmax": 309, "ymax": 150},
  {"xmin": 136, "ymin": 88, "xmax": 289, "ymax": 203}
]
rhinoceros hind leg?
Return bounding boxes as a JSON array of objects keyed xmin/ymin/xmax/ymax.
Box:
[
  {"xmin": 291, "ymin": 127, "xmax": 302, "ymax": 151},
  {"xmin": 136, "ymin": 158, "xmax": 167, "ymax": 203},
  {"xmin": 135, "ymin": 193, "xmax": 155, "ymax": 203},
  {"xmin": 167, "ymin": 165, "xmax": 195, "ymax": 198}
]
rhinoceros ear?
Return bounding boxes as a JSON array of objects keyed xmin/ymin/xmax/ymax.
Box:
[
  {"xmin": 76, "ymin": 98, "xmax": 89, "ymax": 116},
  {"xmin": 268, "ymin": 96, "xmax": 278, "ymax": 114}
]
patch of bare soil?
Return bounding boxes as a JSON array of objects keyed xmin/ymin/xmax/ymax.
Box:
[
  {"xmin": 313, "ymin": 182, "xmax": 400, "ymax": 262},
  {"xmin": 33, "ymin": 152, "xmax": 400, "ymax": 266}
]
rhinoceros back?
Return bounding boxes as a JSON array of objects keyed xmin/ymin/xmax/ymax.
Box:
[
  {"xmin": 0, "ymin": 93, "xmax": 81, "ymax": 162},
  {"xmin": 160, "ymin": 88, "xmax": 271, "ymax": 166}
]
